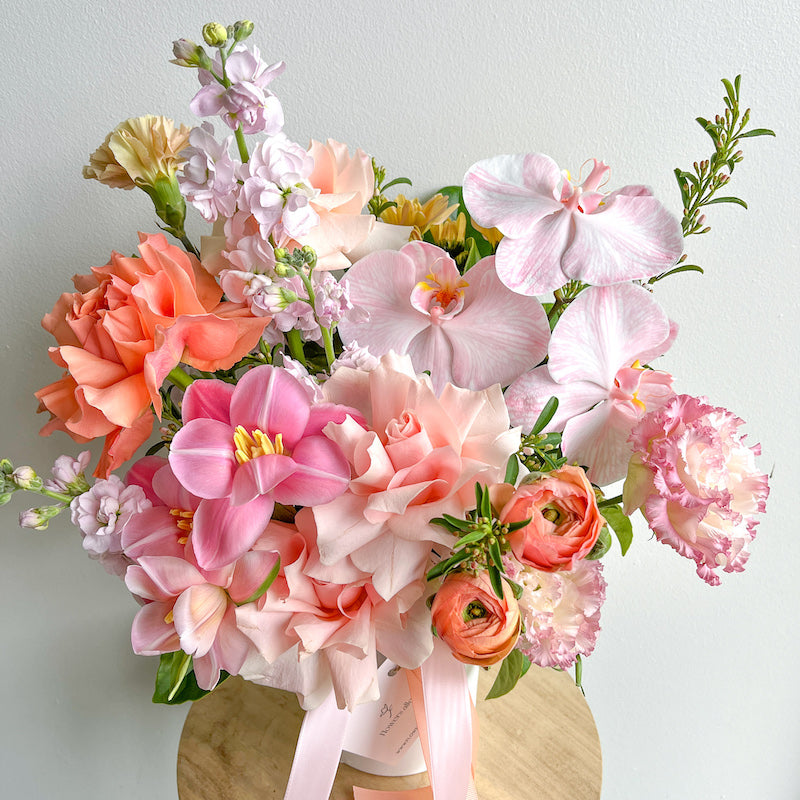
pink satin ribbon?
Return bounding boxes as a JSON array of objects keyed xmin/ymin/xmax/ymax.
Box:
[{"xmin": 283, "ymin": 640, "xmax": 478, "ymax": 800}]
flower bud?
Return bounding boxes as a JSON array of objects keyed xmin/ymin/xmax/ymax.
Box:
[
  {"xmin": 0, "ymin": 492, "xmax": 13, "ymax": 506},
  {"xmin": 171, "ymin": 38, "xmax": 205, "ymax": 68},
  {"xmin": 0, "ymin": 458, "xmax": 13, "ymax": 475},
  {"xmin": 19, "ymin": 505, "xmax": 63, "ymax": 531},
  {"xmin": 232, "ymin": 19, "xmax": 255, "ymax": 42},
  {"xmin": 202, "ymin": 22, "xmax": 229, "ymax": 47},
  {"xmin": 12, "ymin": 466, "xmax": 43, "ymax": 491}
]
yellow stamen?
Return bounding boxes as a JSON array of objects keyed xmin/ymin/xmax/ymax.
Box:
[
  {"xmin": 233, "ymin": 425, "xmax": 285, "ymax": 464},
  {"xmin": 169, "ymin": 508, "xmax": 194, "ymax": 541},
  {"xmin": 164, "ymin": 610, "xmax": 174, "ymax": 624}
]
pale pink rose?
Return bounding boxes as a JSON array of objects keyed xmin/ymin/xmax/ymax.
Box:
[
  {"xmin": 313, "ymin": 352, "xmax": 520, "ymax": 600},
  {"xmin": 430, "ymin": 570, "xmax": 521, "ymax": 666},
  {"xmin": 497, "ymin": 465, "xmax": 605, "ymax": 571},
  {"xmin": 235, "ymin": 509, "xmax": 433, "ymax": 709},
  {"xmin": 623, "ymin": 394, "xmax": 769, "ymax": 586},
  {"xmin": 506, "ymin": 557, "xmax": 606, "ymax": 669}
]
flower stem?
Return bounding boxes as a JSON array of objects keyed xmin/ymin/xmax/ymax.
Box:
[
  {"xmin": 321, "ymin": 326, "xmax": 336, "ymax": 370},
  {"xmin": 167, "ymin": 366, "xmax": 195, "ymax": 391},
  {"xmin": 234, "ymin": 127, "xmax": 250, "ymax": 163},
  {"xmin": 285, "ymin": 329, "xmax": 307, "ymax": 367},
  {"xmin": 179, "ymin": 234, "xmax": 201, "ymax": 259}
]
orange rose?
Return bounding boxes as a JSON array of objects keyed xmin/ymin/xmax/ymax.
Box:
[
  {"xmin": 36, "ymin": 233, "xmax": 267, "ymax": 477},
  {"xmin": 430, "ymin": 571, "xmax": 521, "ymax": 666},
  {"xmin": 497, "ymin": 465, "xmax": 604, "ymax": 571}
]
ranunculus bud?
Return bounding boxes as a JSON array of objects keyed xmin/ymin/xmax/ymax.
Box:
[
  {"xmin": 498, "ymin": 465, "xmax": 605, "ymax": 572},
  {"xmin": 202, "ymin": 22, "xmax": 229, "ymax": 47},
  {"xmin": 431, "ymin": 571, "xmax": 521, "ymax": 666}
]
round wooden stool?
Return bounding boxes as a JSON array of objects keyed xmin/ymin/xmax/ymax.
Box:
[{"xmin": 177, "ymin": 667, "xmax": 602, "ymax": 799}]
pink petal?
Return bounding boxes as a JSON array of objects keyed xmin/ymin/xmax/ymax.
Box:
[
  {"xmin": 124, "ymin": 456, "xmax": 167, "ymax": 504},
  {"xmin": 136, "ymin": 555, "xmax": 206, "ymax": 596},
  {"xmin": 442, "ymin": 256, "xmax": 550, "ymax": 390},
  {"xmin": 230, "ymin": 366, "xmax": 311, "ymax": 450},
  {"xmin": 272, "ymin": 436, "xmax": 350, "ymax": 506},
  {"xmin": 181, "ymin": 378, "xmax": 236, "ymax": 425},
  {"xmin": 313, "ymin": 494, "xmax": 385, "ymax": 565},
  {"xmin": 337, "ymin": 248, "xmax": 431, "ymax": 354},
  {"xmin": 504, "ymin": 367, "xmax": 607, "ymax": 432},
  {"xmin": 548, "ymin": 284, "xmax": 672, "ymax": 389},
  {"xmin": 151, "ymin": 461, "xmax": 200, "ymax": 511},
  {"xmin": 227, "ymin": 550, "xmax": 281, "ymax": 604},
  {"xmin": 350, "ymin": 535, "xmax": 431, "ymax": 601},
  {"xmin": 231, "ymin": 454, "xmax": 296, "ymax": 505},
  {"xmin": 173, "ymin": 583, "xmax": 228, "ymax": 658},
  {"xmin": 191, "ymin": 493, "xmax": 275, "ymax": 571},
  {"xmin": 130, "ymin": 601, "xmax": 181, "ymax": 655},
  {"xmin": 493, "ymin": 211, "xmax": 573, "ymax": 296},
  {"xmin": 121, "ymin": 506, "xmax": 186, "ymax": 560},
  {"xmin": 462, "ymin": 153, "xmax": 562, "ymax": 236},
  {"xmin": 194, "ymin": 606, "xmax": 253, "ymax": 688},
  {"xmin": 564, "ymin": 190, "xmax": 683, "ymax": 285},
  {"xmin": 169, "ymin": 418, "xmax": 237, "ymax": 499}
]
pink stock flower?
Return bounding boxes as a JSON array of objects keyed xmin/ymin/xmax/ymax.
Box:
[
  {"xmin": 168, "ymin": 365, "xmax": 354, "ymax": 570},
  {"xmin": 191, "ymin": 45, "xmax": 285, "ymax": 136},
  {"xmin": 178, "ymin": 122, "xmax": 240, "ymax": 222},
  {"xmin": 623, "ymin": 394, "xmax": 769, "ymax": 586},
  {"xmin": 70, "ymin": 475, "xmax": 150, "ymax": 577},
  {"xmin": 125, "ymin": 544, "xmax": 278, "ymax": 690},
  {"xmin": 338, "ymin": 241, "xmax": 550, "ymax": 394},
  {"xmin": 313, "ymin": 352, "xmax": 520, "ymax": 600},
  {"xmin": 506, "ymin": 556, "xmax": 606, "ymax": 669},
  {"xmin": 236, "ymin": 509, "xmax": 433, "ymax": 710},
  {"xmin": 463, "ymin": 154, "xmax": 683, "ymax": 296},
  {"xmin": 505, "ymin": 283, "xmax": 676, "ymax": 485}
]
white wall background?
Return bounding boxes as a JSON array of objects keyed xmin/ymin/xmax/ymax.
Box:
[{"xmin": 1, "ymin": 1, "xmax": 797, "ymax": 798}]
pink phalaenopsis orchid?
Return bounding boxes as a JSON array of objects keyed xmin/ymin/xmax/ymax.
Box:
[
  {"xmin": 505, "ymin": 283, "xmax": 676, "ymax": 485},
  {"xmin": 168, "ymin": 365, "xmax": 354, "ymax": 571},
  {"xmin": 623, "ymin": 394, "xmax": 769, "ymax": 585},
  {"xmin": 338, "ymin": 241, "xmax": 550, "ymax": 394},
  {"xmin": 463, "ymin": 153, "xmax": 683, "ymax": 295}
]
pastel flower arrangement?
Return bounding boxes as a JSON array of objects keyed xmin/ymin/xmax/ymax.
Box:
[{"xmin": 1, "ymin": 18, "xmax": 773, "ymax": 799}]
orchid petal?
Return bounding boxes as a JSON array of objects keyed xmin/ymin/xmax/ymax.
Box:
[{"xmin": 463, "ymin": 153, "xmax": 562, "ymax": 235}]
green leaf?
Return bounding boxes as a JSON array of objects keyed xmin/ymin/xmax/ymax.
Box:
[
  {"xmin": 703, "ymin": 196, "xmax": 748, "ymax": 209},
  {"xmin": 434, "ymin": 185, "xmax": 493, "ymax": 258},
  {"xmin": 441, "ymin": 513, "xmax": 474, "ymax": 531},
  {"xmin": 585, "ymin": 525, "xmax": 612, "ymax": 560},
  {"xmin": 485, "ymin": 650, "xmax": 531, "ymax": 700},
  {"xmin": 649, "ymin": 263, "xmax": 704, "ymax": 283},
  {"xmin": 152, "ymin": 652, "xmax": 230, "ymax": 705},
  {"xmin": 463, "ymin": 237, "xmax": 482, "ymax": 271},
  {"xmin": 530, "ymin": 396, "xmax": 559, "ymax": 435},
  {"xmin": 506, "ymin": 579, "xmax": 523, "ymax": 600},
  {"xmin": 601, "ymin": 505, "xmax": 634, "ymax": 556},
  {"xmin": 488, "ymin": 539, "xmax": 504, "ymax": 570},
  {"xmin": 479, "ymin": 484, "xmax": 492, "ymax": 519},
  {"xmin": 382, "ymin": 176, "xmax": 413, "ymax": 191},
  {"xmin": 504, "ymin": 454, "xmax": 520, "ymax": 485},
  {"xmin": 236, "ymin": 556, "xmax": 280, "ymax": 605},
  {"xmin": 721, "ymin": 77, "xmax": 737, "ymax": 107},
  {"xmin": 453, "ymin": 529, "xmax": 489, "ymax": 548},
  {"xmin": 737, "ymin": 127, "xmax": 776, "ymax": 139},
  {"xmin": 505, "ymin": 517, "xmax": 532, "ymax": 533},
  {"xmin": 426, "ymin": 548, "xmax": 473, "ymax": 580},
  {"xmin": 488, "ymin": 564, "xmax": 504, "ymax": 599},
  {"xmin": 145, "ymin": 441, "xmax": 167, "ymax": 456}
]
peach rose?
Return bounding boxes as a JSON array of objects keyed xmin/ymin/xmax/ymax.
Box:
[
  {"xmin": 498, "ymin": 465, "xmax": 604, "ymax": 571},
  {"xmin": 36, "ymin": 233, "xmax": 267, "ymax": 477},
  {"xmin": 431, "ymin": 570, "xmax": 521, "ymax": 666}
]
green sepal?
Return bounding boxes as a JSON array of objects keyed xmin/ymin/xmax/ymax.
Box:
[
  {"xmin": 601, "ymin": 504, "xmax": 634, "ymax": 556},
  {"xmin": 485, "ymin": 650, "xmax": 532, "ymax": 700},
  {"xmin": 584, "ymin": 525, "xmax": 612, "ymax": 560},
  {"xmin": 152, "ymin": 652, "xmax": 231, "ymax": 705}
]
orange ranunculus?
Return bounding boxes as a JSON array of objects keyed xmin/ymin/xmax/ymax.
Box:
[
  {"xmin": 430, "ymin": 571, "xmax": 521, "ymax": 666},
  {"xmin": 498, "ymin": 465, "xmax": 605, "ymax": 572},
  {"xmin": 35, "ymin": 233, "xmax": 268, "ymax": 477}
]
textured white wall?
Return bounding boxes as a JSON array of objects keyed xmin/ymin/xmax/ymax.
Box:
[{"xmin": 1, "ymin": 1, "xmax": 797, "ymax": 798}]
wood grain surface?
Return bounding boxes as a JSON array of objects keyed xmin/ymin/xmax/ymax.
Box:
[{"xmin": 177, "ymin": 666, "xmax": 601, "ymax": 799}]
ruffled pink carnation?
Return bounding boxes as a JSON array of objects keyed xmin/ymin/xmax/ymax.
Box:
[
  {"xmin": 314, "ymin": 352, "xmax": 520, "ymax": 600},
  {"xmin": 507, "ymin": 557, "xmax": 606, "ymax": 669},
  {"xmin": 623, "ymin": 394, "xmax": 769, "ymax": 586}
]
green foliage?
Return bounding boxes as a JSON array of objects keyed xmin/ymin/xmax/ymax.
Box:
[
  {"xmin": 656, "ymin": 75, "xmax": 775, "ymax": 283},
  {"xmin": 152, "ymin": 651, "xmax": 230, "ymax": 705},
  {"xmin": 486, "ymin": 650, "xmax": 532, "ymax": 700},
  {"xmin": 600, "ymin": 504, "xmax": 634, "ymax": 556},
  {"xmin": 435, "ymin": 185, "xmax": 495, "ymax": 263}
]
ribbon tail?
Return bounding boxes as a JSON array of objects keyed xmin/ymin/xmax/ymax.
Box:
[{"xmin": 283, "ymin": 689, "xmax": 351, "ymax": 800}]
